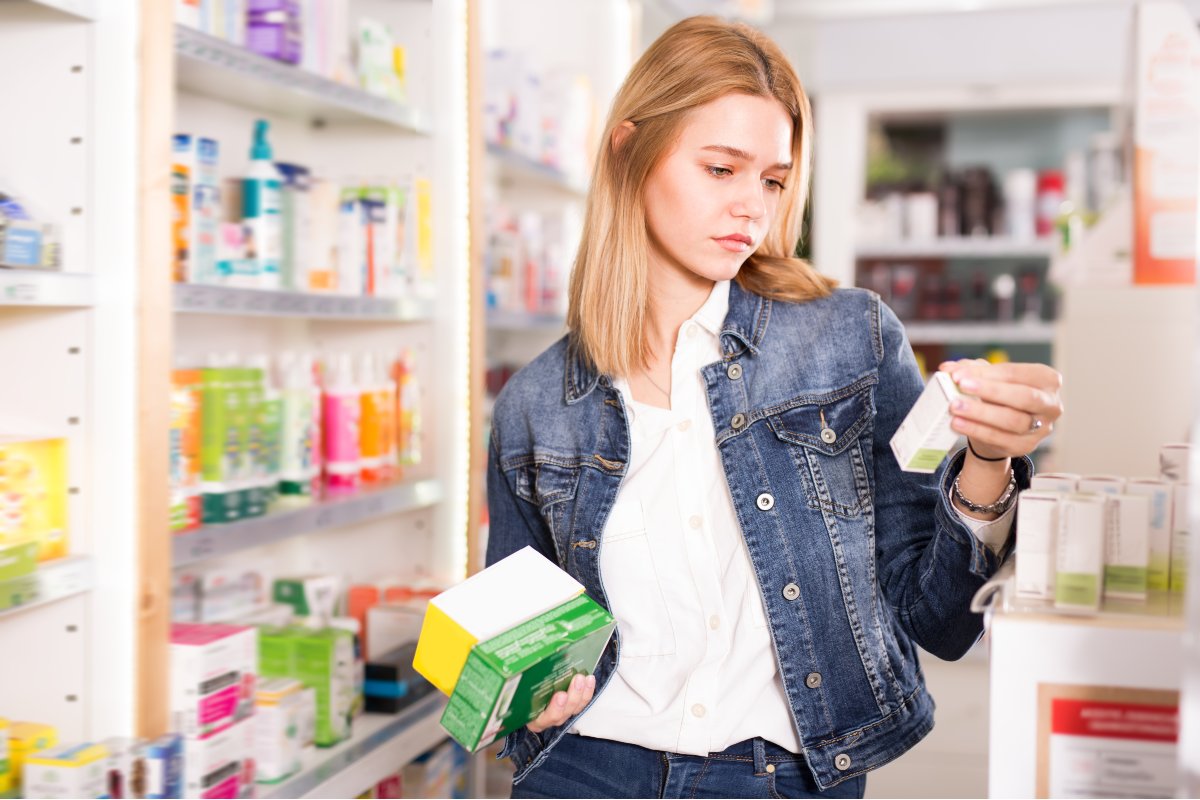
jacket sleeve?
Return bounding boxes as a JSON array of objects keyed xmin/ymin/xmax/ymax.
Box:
[
  {"xmin": 871, "ymin": 297, "xmax": 1032, "ymax": 660},
  {"xmin": 485, "ymin": 432, "xmax": 557, "ymax": 567}
]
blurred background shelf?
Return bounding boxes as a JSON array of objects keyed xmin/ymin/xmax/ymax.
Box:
[
  {"xmin": 0, "ymin": 270, "xmax": 94, "ymax": 307},
  {"xmin": 903, "ymin": 321, "xmax": 1055, "ymax": 345},
  {"xmin": 486, "ymin": 143, "xmax": 588, "ymax": 196},
  {"xmin": 856, "ymin": 237, "xmax": 1058, "ymax": 260},
  {"xmin": 173, "ymin": 284, "xmax": 433, "ymax": 322},
  {"xmin": 0, "ymin": 557, "xmax": 93, "ymax": 620},
  {"xmin": 486, "ymin": 309, "xmax": 567, "ymax": 332},
  {"xmin": 174, "ymin": 25, "xmax": 432, "ymax": 131}
]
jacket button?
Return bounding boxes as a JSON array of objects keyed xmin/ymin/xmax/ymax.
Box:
[
  {"xmin": 821, "ymin": 427, "xmax": 837, "ymax": 444},
  {"xmin": 834, "ymin": 753, "xmax": 852, "ymax": 771},
  {"xmin": 782, "ymin": 583, "xmax": 800, "ymax": 601},
  {"xmin": 731, "ymin": 413, "xmax": 747, "ymax": 431},
  {"xmin": 726, "ymin": 363, "xmax": 743, "ymax": 380},
  {"xmin": 756, "ymin": 493, "xmax": 774, "ymax": 511},
  {"xmin": 806, "ymin": 672, "xmax": 822, "ymax": 689}
]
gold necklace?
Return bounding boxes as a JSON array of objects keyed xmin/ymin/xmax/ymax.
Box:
[{"xmin": 643, "ymin": 369, "xmax": 670, "ymax": 399}]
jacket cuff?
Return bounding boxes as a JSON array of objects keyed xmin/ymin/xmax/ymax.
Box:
[
  {"xmin": 498, "ymin": 727, "xmax": 544, "ymax": 774},
  {"xmin": 937, "ymin": 447, "xmax": 1033, "ymax": 576}
]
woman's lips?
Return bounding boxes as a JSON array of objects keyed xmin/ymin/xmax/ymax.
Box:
[{"xmin": 715, "ymin": 235, "xmax": 752, "ymax": 252}]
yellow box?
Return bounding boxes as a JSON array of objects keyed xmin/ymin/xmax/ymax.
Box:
[
  {"xmin": 0, "ymin": 717, "xmax": 10, "ymax": 794},
  {"xmin": 414, "ymin": 547, "xmax": 585, "ymax": 696},
  {"xmin": 24, "ymin": 742, "xmax": 109, "ymax": 799},
  {"xmin": 0, "ymin": 436, "xmax": 69, "ymax": 561},
  {"xmin": 9, "ymin": 721, "xmax": 58, "ymax": 784}
]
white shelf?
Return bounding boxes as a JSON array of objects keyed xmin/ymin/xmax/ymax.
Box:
[
  {"xmin": 18, "ymin": 0, "xmax": 94, "ymax": 20},
  {"xmin": 0, "ymin": 270, "xmax": 94, "ymax": 307},
  {"xmin": 0, "ymin": 556, "xmax": 92, "ymax": 619},
  {"xmin": 174, "ymin": 284, "xmax": 434, "ymax": 323},
  {"xmin": 174, "ymin": 26, "xmax": 432, "ymax": 132},
  {"xmin": 486, "ymin": 143, "xmax": 589, "ymax": 196},
  {"xmin": 172, "ymin": 480, "xmax": 443, "ymax": 568},
  {"xmin": 261, "ymin": 693, "xmax": 448, "ymax": 800},
  {"xmin": 487, "ymin": 309, "xmax": 566, "ymax": 332},
  {"xmin": 856, "ymin": 237, "xmax": 1058, "ymax": 260},
  {"xmin": 904, "ymin": 321, "xmax": 1055, "ymax": 345}
]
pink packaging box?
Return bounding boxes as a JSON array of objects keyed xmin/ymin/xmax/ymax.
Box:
[{"xmin": 170, "ymin": 623, "xmax": 259, "ymax": 740}]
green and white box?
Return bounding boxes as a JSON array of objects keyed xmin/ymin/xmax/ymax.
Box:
[
  {"xmin": 1055, "ymin": 494, "xmax": 1106, "ymax": 612},
  {"xmin": 1103, "ymin": 494, "xmax": 1150, "ymax": 601},
  {"xmin": 890, "ymin": 371, "xmax": 963, "ymax": 474},
  {"xmin": 439, "ymin": 593, "xmax": 615, "ymax": 753},
  {"xmin": 1171, "ymin": 484, "xmax": 1190, "ymax": 593},
  {"xmin": 1126, "ymin": 479, "xmax": 1174, "ymax": 591},
  {"xmin": 1015, "ymin": 490, "xmax": 1061, "ymax": 601}
]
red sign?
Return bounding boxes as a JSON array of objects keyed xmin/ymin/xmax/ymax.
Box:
[{"xmin": 1051, "ymin": 698, "xmax": 1179, "ymax": 744}]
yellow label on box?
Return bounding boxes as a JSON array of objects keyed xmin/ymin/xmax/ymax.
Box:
[
  {"xmin": 0, "ymin": 437, "xmax": 69, "ymax": 561},
  {"xmin": 414, "ymin": 603, "xmax": 482, "ymax": 696}
]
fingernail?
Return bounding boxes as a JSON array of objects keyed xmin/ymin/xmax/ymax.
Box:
[
  {"xmin": 958, "ymin": 377, "xmax": 979, "ymax": 391},
  {"xmin": 556, "ymin": 693, "xmax": 567, "ymax": 707},
  {"xmin": 587, "ymin": 675, "xmax": 597, "ymax": 689},
  {"xmin": 951, "ymin": 399, "xmax": 967, "ymax": 412},
  {"xmin": 571, "ymin": 675, "xmax": 582, "ymax": 691}
]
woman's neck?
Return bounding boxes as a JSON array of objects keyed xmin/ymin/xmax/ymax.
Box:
[{"xmin": 645, "ymin": 258, "xmax": 715, "ymax": 364}]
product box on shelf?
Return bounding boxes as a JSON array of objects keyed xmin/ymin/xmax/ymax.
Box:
[
  {"xmin": 1103, "ymin": 494, "xmax": 1151, "ymax": 601},
  {"xmin": 137, "ymin": 733, "xmax": 184, "ymax": 800},
  {"xmin": 1078, "ymin": 476, "xmax": 1126, "ymax": 495},
  {"xmin": 99, "ymin": 737, "xmax": 139, "ymax": 800},
  {"xmin": 0, "ymin": 717, "xmax": 9, "ymax": 794},
  {"xmin": 1172, "ymin": 483, "xmax": 1190, "ymax": 593},
  {"xmin": 1126, "ymin": 479, "xmax": 1175, "ymax": 592},
  {"xmin": 171, "ymin": 370, "xmax": 204, "ymax": 532},
  {"xmin": 0, "ymin": 435, "xmax": 69, "ymax": 562},
  {"xmin": 170, "ymin": 623, "xmax": 258, "ymax": 739},
  {"xmin": 200, "ymin": 367, "xmax": 244, "ymax": 524},
  {"xmin": 183, "ymin": 717, "xmax": 255, "ymax": 800},
  {"xmin": 8, "ymin": 721, "xmax": 57, "ymax": 785},
  {"xmin": 365, "ymin": 641, "xmax": 436, "ymax": 714},
  {"xmin": 1029, "ymin": 473, "xmax": 1080, "ymax": 493},
  {"xmin": 187, "ymin": 566, "xmax": 271, "ymax": 623},
  {"xmin": 254, "ymin": 678, "xmax": 304, "ymax": 784},
  {"xmin": 366, "ymin": 600, "xmax": 426, "ymax": 661},
  {"xmin": 241, "ymin": 365, "xmax": 268, "ymax": 519},
  {"xmin": 258, "ymin": 626, "xmax": 355, "ymax": 746},
  {"xmin": 22, "ymin": 742, "xmax": 108, "ymax": 799},
  {"xmin": 889, "ymin": 372, "xmax": 963, "ymax": 473},
  {"xmin": 1015, "ymin": 491, "xmax": 1060, "ymax": 601},
  {"xmin": 0, "ymin": 539, "xmax": 37, "ymax": 582},
  {"xmin": 1055, "ymin": 494, "xmax": 1107, "ymax": 612},
  {"xmin": 273, "ymin": 574, "xmax": 340, "ymax": 621},
  {"xmin": 1161, "ymin": 443, "xmax": 1191, "ymax": 482}
]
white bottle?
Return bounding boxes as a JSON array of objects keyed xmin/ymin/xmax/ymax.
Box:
[{"xmin": 243, "ymin": 119, "xmax": 283, "ymax": 290}]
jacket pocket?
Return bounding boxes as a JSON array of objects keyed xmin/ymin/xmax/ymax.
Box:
[
  {"xmin": 765, "ymin": 379, "xmax": 875, "ymax": 519},
  {"xmin": 508, "ymin": 457, "xmax": 582, "ymax": 543},
  {"xmin": 599, "ymin": 500, "xmax": 677, "ymax": 658}
]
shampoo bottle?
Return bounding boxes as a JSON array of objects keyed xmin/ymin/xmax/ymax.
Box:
[
  {"xmin": 358, "ymin": 353, "xmax": 384, "ymax": 485},
  {"xmin": 323, "ymin": 354, "xmax": 361, "ymax": 493},
  {"xmin": 243, "ymin": 119, "xmax": 283, "ymax": 290},
  {"xmin": 279, "ymin": 352, "xmax": 316, "ymax": 504}
]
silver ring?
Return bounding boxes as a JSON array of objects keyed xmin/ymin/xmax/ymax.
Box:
[{"xmin": 1029, "ymin": 417, "xmax": 1044, "ymax": 434}]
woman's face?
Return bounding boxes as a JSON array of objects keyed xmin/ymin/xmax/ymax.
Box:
[{"xmin": 643, "ymin": 92, "xmax": 794, "ymax": 285}]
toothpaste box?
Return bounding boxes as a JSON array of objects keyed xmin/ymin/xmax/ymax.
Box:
[
  {"xmin": 1172, "ymin": 484, "xmax": 1190, "ymax": 593},
  {"xmin": 1015, "ymin": 491, "xmax": 1061, "ymax": 601},
  {"xmin": 1078, "ymin": 476, "xmax": 1126, "ymax": 496},
  {"xmin": 1160, "ymin": 443, "xmax": 1191, "ymax": 482},
  {"xmin": 1126, "ymin": 479, "xmax": 1175, "ymax": 592},
  {"xmin": 1103, "ymin": 495, "xmax": 1151, "ymax": 601},
  {"xmin": 1030, "ymin": 473, "xmax": 1080, "ymax": 493},
  {"xmin": 182, "ymin": 717, "xmax": 255, "ymax": 799},
  {"xmin": 22, "ymin": 742, "xmax": 108, "ymax": 799},
  {"xmin": 1055, "ymin": 495, "xmax": 1107, "ymax": 612},
  {"xmin": 170, "ymin": 624, "xmax": 258, "ymax": 739},
  {"xmin": 889, "ymin": 371, "xmax": 963, "ymax": 473}
]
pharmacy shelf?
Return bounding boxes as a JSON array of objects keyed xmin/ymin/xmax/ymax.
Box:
[
  {"xmin": 487, "ymin": 143, "xmax": 588, "ymax": 196},
  {"xmin": 904, "ymin": 321, "xmax": 1055, "ymax": 345},
  {"xmin": 856, "ymin": 237, "xmax": 1058, "ymax": 260},
  {"xmin": 21, "ymin": 0, "xmax": 94, "ymax": 20},
  {"xmin": 174, "ymin": 284, "xmax": 433, "ymax": 322},
  {"xmin": 0, "ymin": 556, "xmax": 93, "ymax": 619},
  {"xmin": 487, "ymin": 309, "xmax": 566, "ymax": 332},
  {"xmin": 0, "ymin": 270, "xmax": 94, "ymax": 308},
  {"xmin": 262, "ymin": 693, "xmax": 448, "ymax": 800},
  {"xmin": 172, "ymin": 479, "xmax": 443, "ymax": 568},
  {"xmin": 174, "ymin": 26, "xmax": 432, "ymax": 133}
]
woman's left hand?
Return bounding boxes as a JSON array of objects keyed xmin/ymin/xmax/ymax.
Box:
[{"xmin": 938, "ymin": 359, "xmax": 1064, "ymax": 460}]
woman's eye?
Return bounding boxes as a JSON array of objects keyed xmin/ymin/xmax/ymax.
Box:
[
  {"xmin": 705, "ymin": 165, "xmax": 732, "ymax": 178},
  {"xmin": 764, "ymin": 178, "xmax": 787, "ymax": 192}
]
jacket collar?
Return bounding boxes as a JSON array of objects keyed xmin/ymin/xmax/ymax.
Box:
[{"xmin": 564, "ymin": 279, "xmax": 771, "ymax": 405}]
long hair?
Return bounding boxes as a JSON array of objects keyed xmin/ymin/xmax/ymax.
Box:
[{"xmin": 566, "ymin": 15, "xmax": 836, "ymax": 379}]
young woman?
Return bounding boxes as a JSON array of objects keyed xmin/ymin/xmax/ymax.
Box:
[{"xmin": 486, "ymin": 16, "xmax": 1061, "ymax": 799}]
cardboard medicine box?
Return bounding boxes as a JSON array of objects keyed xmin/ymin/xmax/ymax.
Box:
[
  {"xmin": 1015, "ymin": 491, "xmax": 1060, "ymax": 600},
  {"xmin": 169, "ymin": 623, "xmax": 258, "ymax": 739},
  {"xmin": 22, "ymin": 742, "xmax": 108, "ymax": 799},
  {"xmin": 0, "ymin": 435, "xmax": 69, "ymax": 562},
  {"xmin": 889, "ymin": 371, "xmax": 963, "ymax": 473},
  {"xmin": 1103, "ymin": 494, "xmax": 1150, "ymax": 601},
  {"xmin": 1055, "ymin": 495, "xmax": 1107, "ymax": 612},
  {"xmin": 414, "ymin": 547, "xmax": 615, "ymax": 753},
  {"xmin": 1126, "ymin": 478, "xmax": 1175, "ymax": 592}
]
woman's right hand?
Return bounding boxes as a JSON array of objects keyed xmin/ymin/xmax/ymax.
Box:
[{"xmin": 527, "ymin": 673, "xmax": 596, "ymax": 734}]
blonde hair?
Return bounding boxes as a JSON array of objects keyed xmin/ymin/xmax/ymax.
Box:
[{"xmin": 566, "ymin": 15, "xmax": 836, "ymax": 379}]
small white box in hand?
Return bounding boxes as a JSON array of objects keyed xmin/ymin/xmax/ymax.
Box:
[{"xmin": 891, "ymin": 372, "xmax": 963, "ymax": 474}]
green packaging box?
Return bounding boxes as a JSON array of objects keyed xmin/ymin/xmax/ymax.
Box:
[
  {"xmin": 258, "ymin": 626, "xmax": 355, "ymax": 747},
  {"xmin": 440, "ymin": 594, "xmax": 615, "ymax": 753},
  {"xmin": 201, "ymin": 368, "xmax": 242, "ymax": 524},
  {"xmin": 0, "ymin": 541, "xmax": 38, "ymax": 582}
]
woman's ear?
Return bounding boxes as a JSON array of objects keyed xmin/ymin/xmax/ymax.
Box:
[{"xmin": 610, "ymin": 120, "xmax": 636, "ymax": 153}]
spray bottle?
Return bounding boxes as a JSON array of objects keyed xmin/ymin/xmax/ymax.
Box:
[{"xmin": 243, "ymin": 119, "xmax": 283, "ymax": 290}]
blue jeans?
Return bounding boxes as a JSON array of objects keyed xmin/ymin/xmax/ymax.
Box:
[{"xmin": 510, "ymin": 733, "xmax": 867, "ymax": 799}]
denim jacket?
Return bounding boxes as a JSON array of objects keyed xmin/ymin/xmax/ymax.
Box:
[{"xmin": 486, "ymin": 281, "xmax": 1033, "ymax": 789}]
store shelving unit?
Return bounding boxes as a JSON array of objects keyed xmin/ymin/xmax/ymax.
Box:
[
  {"xmin": 0, "ymin": 556, "xmax": 93, "ymax": 620},
  {"xmin": 0, "ymin": 270, "xmax": 95, "ymax": 307},
  {"xmin": 486, "ymin": 142, "xmax": 589, "ymax": 196},
  {"xmin": 261, "ymin": 695, "xmax": 448, "ymax": 800},
  {"xmin": 904, "ymin": 321, "xmax": 1055, "ymax": 345},
  {"xmin": 486, "ymin": 309, "xmax": 566, "ymax": 332},
  {"xmin": 24, "ymin": 0, "xmax": 93, "ymax": 20},
  {"xmin": 173, "ymin": 284, "xmax": 433, "ymax": 322},
  {"xmin": 856, "ymin": 237, "xmax": 1058, "ymax": 260},
  {"xmin": 174, "ymin": 25, "xmax": 432, "ymax": 131},
  {"xmin": 173, "ymin": 480, "xmax": 443, "ymax": 567}
]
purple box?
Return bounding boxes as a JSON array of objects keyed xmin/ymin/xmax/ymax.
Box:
[{"xmin": 247, "ymin": 0, "xmax": 302, "ymax": 65}]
